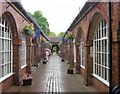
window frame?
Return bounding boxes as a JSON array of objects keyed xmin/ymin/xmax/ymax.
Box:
[
  {"xmin": 21, "ymin": 34, "xmax": 26, "ymax": 69},
  {"xmin": 79, "ymin": 36, "xmax": 85, "ymax": 69},
  {"xmin": 93, "ymin": 18, "xmax": 109, "ymax": 86},
  {"xmin": 0, "ymin": 17, "xmax": 13, "ymax": 82}
]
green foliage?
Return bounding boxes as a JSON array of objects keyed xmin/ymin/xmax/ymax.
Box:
[
  {"xmin": 30, "ymin": 11, "xmax": 50, "ymax": 35},
  {"xmin": 65, "ymin": 32, "xmax": 74, "ymax": 41},
  {"xmin": 57, "ymin": 32, "xmax": 65, "ymax": 37},
  {"xmin": 53, "ymin": 46, "xmax": 57, "ymax": 52},
  {"xmin": 68, "ymin": 61, "xmax": 74, "ymax": 69},
  {"xmin": 49, "ymin": 32, "xmax": 56, "ymax": 36},
  {"xmin": 29, "ymin": 10, "xmax": 58, "ymax": 37}
]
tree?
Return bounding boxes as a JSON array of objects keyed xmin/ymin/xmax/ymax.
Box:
[
  {"xmin": 57, "ymin": 32, "xmax": 65, "ymax": 37},
  {"xmin": 30, "ymin": 11, "xmax": 50, "ymax": 35},
  {"xmin": 49, "ymin": 32, "xmax": 56, "ymax": 36}
]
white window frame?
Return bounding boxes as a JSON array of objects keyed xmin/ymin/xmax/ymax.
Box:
[
  {"xmin": 0, "ymin": 17, "xmax": 13, "ymax": 82},
  {"xmin": 93, "ymin": 18, "xmax": 109, "ymax": 86},
  {"xmin": 21, "ymin": 34, "xmax": 26, "ymax": 69},
  {"xmin": 73, "ymin": 39, "xmax": 76, "ymax": 63},
  {"xmin": 80, "ymin": 36, "xmax": 85, "ymax": 69}
]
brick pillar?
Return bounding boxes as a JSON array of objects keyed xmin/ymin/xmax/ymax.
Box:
[
  {"xmin": 76, "ymin": 45, "xmax": 80, "ymax": 74},
  {"xmin": 112, "ymin": 42, "xmax": 120, "ymax": 86},
  {"xmin": 84, "ymin": 45, "xmax": 93, "ymax": 86},
  {"xmin": 33, "ymin": 46, "xmax": 38, "ymax": 66},
  {"xmin": 31, "ymin": 46, "xmax": 34, "ymax": 66},
  {"xmin": 13, "ymin": 38, "xmax": 22, "ymax": 86},
  {"xmin": 26, "ymin": 42, "xmax": 31, "ymax": 74},
  {"xmin": 62, "ymin": 44, "xmax": 66, "ymax": 59},
  {"xmin": 65, "ymin": 44, "xmax": 68, "ymax": 60},
  {"xmin": 38, "ymin": 46, "xmax": 41, "ymax": 63}
]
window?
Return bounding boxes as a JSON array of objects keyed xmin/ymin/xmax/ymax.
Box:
[
  {"xmin": 74, "ymin": 42, "xmax": 76, "ymax": 63},
  {"xmin": 93, "ymin": 18, "xmax": 109, "ymax": 86},
  {"xmin": 80, "ymin": 36, "xmax": 85, "ymax": 68},
  {"xmin": 0, "ymin": 17, "xmax": 13, "ymax": 80},
  {"xmin": 21, "ymin": 34, "xmax": 26, "ymax": 68}
]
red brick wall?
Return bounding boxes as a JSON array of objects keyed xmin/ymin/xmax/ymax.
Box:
[
  {"xmin": 72, "ymin": 2, "xmax": 119, "ymax": 92},
  {"xmin": 80, "ymin": 67, "xmax": 85, "ymax": 77},
  {"xmin": 92, "ymin": 77, "xmax": 109, "ymax": 92},
  {"xmin": 1, "ymin": 2, "xmax": 35, "ymax": 92},
  {"xmin": 2, "ymin": 75, "xmax": 13, "ymax": 92}
]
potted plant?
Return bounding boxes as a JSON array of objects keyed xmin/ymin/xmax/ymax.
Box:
[
  {"xmin": 43, "ymin": 58, "xmax": 47, "ymax": 64},
  {"xmin": 22, "ymin": 74, "xmax": 32, "ymax": 86},
  {"xmin": 22, "ymin": 25, "xmax": 34, "ymax": 37},
  {"xmin": 67, "ymin": 60, "xmax": 74, "ymax": 74},
  {"xmin": 61, "ymin": 58, "xmax": 65, "ymax": 62}
]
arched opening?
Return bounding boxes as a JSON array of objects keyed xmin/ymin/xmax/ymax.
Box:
[
  {"xmin": 1, "ymin": 11, "xmax": 19, "ymax": 86},
  {"xmin": 52, "ymin": 44, "xmax": 59, "ymax": 54},
  {"xmin": 86, "ymin": 12, "xmax": 109, "ymax": 87},
  {"xmin": 75, "ymin": 27, "xmax": 84, "ymax": 74},
  {"xmin": 0, "ymin": 15, "xmax": 13, "ymax": 81},
  {"xmin": 93, "ymin": 17, "xmax": 109, "ymax": 85}
]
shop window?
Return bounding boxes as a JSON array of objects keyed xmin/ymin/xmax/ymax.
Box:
[
  {"xmin": 79, "ymin": 36, "xmax": 85, "ymax": 68},
  {"xmin": 93, "ymin": 18, "xmax": 109, "ymax": 86},
  {"xmin": 21, "ymin": 34, "xmax": 26, "ymax": 69},
  {"xmin": 0, "ymin": 17, "xmax": 13, "ymax": 81}
]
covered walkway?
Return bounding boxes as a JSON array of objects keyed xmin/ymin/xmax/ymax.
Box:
[{"xmin": 18, "ymin": 54, "xmax": 98, "ymax": 92}]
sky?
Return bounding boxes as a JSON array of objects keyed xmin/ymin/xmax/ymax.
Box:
[{"xmin": 21, "ymin": 0, "xmax": 87, "ymax": 35}]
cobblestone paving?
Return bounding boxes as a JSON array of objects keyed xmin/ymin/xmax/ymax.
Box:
[{"xmin": 18, "ymin": 53, "xmax": 98, "ymax": 93}]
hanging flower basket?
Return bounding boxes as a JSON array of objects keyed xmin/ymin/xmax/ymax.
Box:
[
  {"xmin": 22, "ymin": 25, "xmax": 34, "ymax": 37},
  {"xmin": 65, "ymin": 32, "xmax": 74, "ymax": 44}
]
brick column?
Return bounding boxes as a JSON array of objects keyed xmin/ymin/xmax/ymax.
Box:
[
  {"xmin": 26, "ymin": 41, "xmax": 31, "ymax": 74},
  {"xmin": 33, "ymin": 45, "xmax": 38, "ymax": 66},
  {"xmin": 112, "ymin": 42, "xmax": 120, "ymax": 86},
  {"xmin": 84, "ymin": 45, "xmax": 93, "ymax": 86},
  {"xmin": 38, "ymin": 46, "xmax": 41, "ymax": 63},
  {"xmin": 31, "ymin": 46, "xmax": 34, "ymax": 66},
  {"xmin": 62, "ymin": 44, "xmax": 66, "ymax": 59},
  {"xmin": 65, "ymin": 44, "xmax": 68, "ymax": 60},
  {"xmin": 13, "ymin": 38, "xmax": 22, "ymax": 86}
]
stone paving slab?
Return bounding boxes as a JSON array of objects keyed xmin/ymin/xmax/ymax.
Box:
[{"xmin": 16, "ymin": 54, "xmax": 98, "ymax": 93}]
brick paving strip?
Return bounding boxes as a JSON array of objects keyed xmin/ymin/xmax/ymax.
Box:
[{"xmin": 15, "ymin": 53, "xmax": 98, "ymax": 93}]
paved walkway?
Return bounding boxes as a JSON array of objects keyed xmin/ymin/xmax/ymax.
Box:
[{"xmin": 18, "ymin": 53, "xmax": 98, "ymax": 93}]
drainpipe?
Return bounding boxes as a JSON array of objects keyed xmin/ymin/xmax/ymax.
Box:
[{"xmin": 108, "ymin": 1, "xmax": 112, "ymax": 93}]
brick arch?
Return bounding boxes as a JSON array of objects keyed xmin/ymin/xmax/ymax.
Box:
[
  {"xmin": 75, "ymin": 27, "xmax": 85, "ymax": 74},
  {"xmin": 75, "ymin": 27, "xmax": 83, "ymax": 42},
  {"xmin": 86, "ymin": 12, "xmax": 103, "ymax": 46},
  {"xmin": 2, "ymin": 11, "xmax": 19, "ymax": 39},
  {"xmin": 84, "ymin": 12, "xmax": 106, "ymax": 86},
  {"xmin": 2, "ymin": 11, "xmax": 21, "ymax": 85}
]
